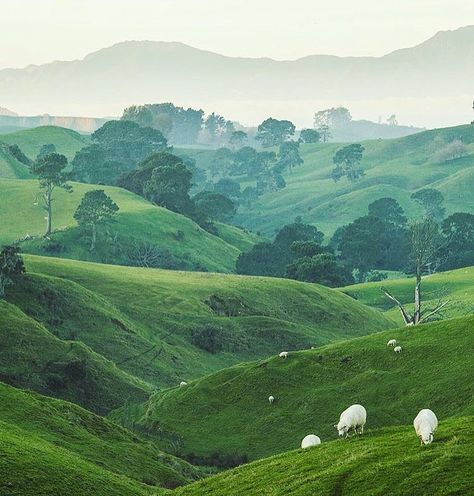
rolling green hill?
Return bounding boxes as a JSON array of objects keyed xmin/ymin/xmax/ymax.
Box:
[
  {"xmin": 0, "ymin": 125, "xmax": 90, "ymax": 161},
  {"xmin": 128, "ymin": 316, "xmax": 474, "ymax": 460},
  {"xmin": 2, "ymin": 255, "xmax": 392, "ymax": 399},
  {"xmin": 172, "ymin": 416, "xmax": 474, "ymax": 496},
  {"xmin": 0, "ymin": 381, "xmax": 199, "ymax": 496},
  {"xmin": 0, "ymin": 143, "xmax": 30, "ymax": 178},
  {"xmin": 184, "ymin": 124, "xmax": 474, "ymax": 237},
  {"xmin": 0, "ymin": 298, "xmax": 150, "ymax": 414},
  {"xmin": 0, "ymin": 179, "xmax": 257, "ymax": 272},
  {"xmin": 339, "ymin": 266, "xmax": 474, "ymax": 325}
]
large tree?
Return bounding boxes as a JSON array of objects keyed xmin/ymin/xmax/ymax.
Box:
[
  {"xmin": 440, "ymin": 212, "xmax": 474, "ymax": 270},
  {"xmin": 368, "ymin": 197, "xmax": 407, "ymax": 227},
  {"xmin": 193, "ymin": 192, "xmax": 236, "ymax": 223},
  {"xmin": 299, "ymin": 128, "xmax": 320, "ymax": 144},
  {"xmin": 256, "ymin": 118, "xmax": 295, "ymax": 147},
  {"xmin": 229, "ymin": 130, "xmax": 247, "ymax": 149},
  {"xmin": 382, "ymin": 218, "xmax": 447, "ymax": 326},
  {"xmin": 411, "ymin": 188, "xmax": 445, "ymax": 222},
  {"xmin": 0, "ymin": 245, "xmax": 25, "ymax": 298},
  {"xmin": 30, "ymin": 153, "xmax": 71, "ymax": 236},
  {"xmin": 332, "ymin": 143, "xmax": 365, "ymax": 182},
  {"xmin": 314, "ymin": 107, "xmax": 352, "ymax": 129},
  {"xmin": 74, "ymin": 190, "xmax": 119, "ymax": 251},
  {"xmin": 275, "ymin": 141, "xmax": 304, "ymax": 173}
]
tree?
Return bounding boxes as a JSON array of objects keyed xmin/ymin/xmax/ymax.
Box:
[
  {"xmin": 434, "ymin": 139, "xmax": 468, "ymax": 163},
  {"xmin": 368, "ymin": 197, "xmax": 407, "ymax": 227},
  {"xmin": 193, "ymin": 192, "xmax": 236, "ymax": 223},
  {"xmin": 332, "ymin": 144, "xmax": 365, "ymax": 182},
  {"xmin": 30, "ymin": 153, "xmax": 71, "ymax": 236},
  {"xmin": 0, "ymin": 245, "xmax": 25, "ymax": 298},
  {"xmin": 318, "ymin": 124, "xmax": 332, "ymax": 143},
  {"xmin": 411, "ymin": 189, "xmax": 445, "ymax": 222},
  {"xmin": 314, "ymin": 107, "xmax": 352, "ymax": 129},
  {"xmin": 37, "ymin": 144, "xmax": 56, "ymax": 160},
  {"xmin": 205, "ymin": 113, "xmax": 227, "ymax": 143},
  {"xmin": 214, "ymin": 178, "xmax": 241, "ymax": 199},
  {"xmin": 209, "ymin": 147, "xmax": 234, "ymax": 178},
  {"xmin": 275, "ymin": 141, "xmax": 303, "ymax": 173},
  {"xmin": 299, "ymin": 129, "xmax": 320, "ymax": 144},
  {"xmin": 440, "ymin": 212, "xmax": 474, "ymax": 270},
  {"xmin": 74, "ymin": 190, "xmax": 119, "ymax": 251},
  {"xmin": 256, "ymin": 118, "xmax": 295, "ymax": 147},
  {"xmin": 382, "ymin": 218, "xmax": 447, "ymax": 326},
  {"xmin": 286, "ymin": 253, "xmax": 354, "ymax": 287},
  {"xmin": 387, "ymin": 114, "xmax": 398, "ymax": 126},
  {"xmin": 229, "ymin": 130, "xmax": 247, "ymax": 149}
]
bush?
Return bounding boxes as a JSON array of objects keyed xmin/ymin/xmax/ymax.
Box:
[
  {"xmin": 433, "ymin": 139, "xmax": 468, "ymax": 163},
  {"xmin": 191, "ymin": 325, "xmax": 225, "ymax": 353}
]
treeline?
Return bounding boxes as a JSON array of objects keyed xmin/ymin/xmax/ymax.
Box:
[{"xmin": 237, "ymin": 191, "xmax": 474, "ymax": 286}]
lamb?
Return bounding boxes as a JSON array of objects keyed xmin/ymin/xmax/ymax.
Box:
[
  {"xmin": 387, "ymin": 339, "xmax": 397, "ymax": 347},
  {"xmin": 394, "ymin": 346, "xmax": 402, "ymax": 353},
  {"xmin": 334, "ymin": 404, "xmax": 367, "ymax": 438},
  {"xmin": 179, "ymin": 381, "xmax": 187, "ymax": 387},
  {"xmin": 414, "ymin": 409, "xmax": 438, "ymax": 445},
  {"xmin": 268, "ymin": 395, "xmax": 275, "ymax": 404},
  {"xmin": 301, "ymin": 434, "xmax": 321, "ymax": 449},
  {"xmin": 279, "ymin": 351, "xmax": 289, "ymax": 359}
]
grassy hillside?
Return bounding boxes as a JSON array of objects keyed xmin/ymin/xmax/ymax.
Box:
[
  {"xmin": 184, "ymin": 124, "xmax": 474, "ymax": 237},
  {"xmin": 340, "ymin": 266, "xmax": 474, "ymax": 325},
  {"xmin": 0, "ymin": 125, "xmax": 89, "ymax": 161},
  {"xmin": 173, "ymin": 416, "xmax": 474, "ymax": 496},
  {"xmin": 0, "ymin": 179, "xmax": 255, "ymax": 272},
  {"xmin": 0, "ymin": 382, "xmax": 199, "ymax": 496},
  {"xmin": 130, "ymin": 316, "xmax": 474, "ymax": 460},
  {"xmin": 6, "ymin": 255, "xmax": 392, "ymax": 394},
  {"xmin": 0, "ymin": 143, "xmax": 30, "ymax": 178},
  {"xmin": 0, "ymin": 299, "xmax": 150, "ymax": 414}
]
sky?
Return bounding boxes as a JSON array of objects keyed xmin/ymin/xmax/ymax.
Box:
[{"xmin": 2, "ymin": 0, "xmax": 474, "ymax": 69}]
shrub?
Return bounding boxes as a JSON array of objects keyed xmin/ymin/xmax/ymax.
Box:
[{"xmin": 191, "ymin": 325, "xmax": 225, "ymax": 353}]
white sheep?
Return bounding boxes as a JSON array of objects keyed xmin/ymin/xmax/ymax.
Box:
[
  {"xmin": 301, "ymin": 434, "xmax": 321, "ymax": 449},
  {"xmin": 414, "ymin": 409, "xmax": 438, "ymax": 445},
  {"xmin": 268, "ymin": 395, "xmax": 275, "ymax": 404},
  {"xmin": 334, "ymin": 404, "xmax": 367, "ymax": 438},
  {"xmin": 179, "ymin": 381, "xmax": 187, "ymax": 387},
  {"xmin": 394, "ymin": 346, "xmax": 402, "ymax": 353},
  {"xmin": 387, "ymin": 339, "xmax": 397, "ymax": 347},
  {"xmin": 279, "ymin": 351, "xmax": 289, "ymax": 359}
]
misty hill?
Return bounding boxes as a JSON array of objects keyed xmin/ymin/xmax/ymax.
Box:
[{"xmin": 1, "ymin": 26, "xmax": 473, "ymax": 125}]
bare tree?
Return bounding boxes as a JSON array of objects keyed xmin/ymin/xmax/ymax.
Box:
[{"xmin": 382, "ymin": 218, "xmax": 448, "ymax": 326}]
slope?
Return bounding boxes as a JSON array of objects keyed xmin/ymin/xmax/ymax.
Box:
[
  {"xmin": 339, "ymin": 266, "xmax": 474, "ymax": 324},
  {"xmin": 131, "ymin": 316, "xmax": 474, "ymax": 460},
  {"xmin": 0, "ymin": 299, "xmax": 150, "ymax": 415},
  {"xmin": 172, "ymin": 416, "xmax": 474, "ymax": 496},
  {"xmin": 0, "ymin": 179, "xmax": 252, "ymax": 272},
  {"xmin": 188, "ymin": 124, "xmax": 474, "ymax": 237},
  {"xmin": 9, "ymin": 255, "xmax": 393, "ymax": 393},
  {"xmin": 0, "ymin": 125, "xmax": 90, "ymax": 161},
  {"xmin": 0, "ymin": 381, "xmax": 199, "ymax": 495}
]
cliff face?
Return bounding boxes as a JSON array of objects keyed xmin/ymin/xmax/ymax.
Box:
[{"xmin": 0, "ymin": 114, "xmax": 108, "ymax": 133}]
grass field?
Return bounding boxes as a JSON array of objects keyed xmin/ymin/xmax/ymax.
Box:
[
  {"xmin": 172, "ymin": 416, "xmax": 474, "ymax": 496},
  {"xmin": 4, "ymin": 255, "xmax": 392, "ymax": 396},
  {"xmin": 0, "ymin": 179, "xmax": 257, "ymax": 272},
  {"xmin": 129, "ymin": 316, "xmax": 474, "ymax": 460},
  {"xmin": 339, "ymin": 266, "xmax": 474, "ymax": 324},
  {"xmin": 183, "ymin": 124, "xmax": 474, "ymax": 237},
  {"xmin": 0, "ymin": 382, "xmax": 199, "ymax": 496},
  {"xmin": 0, "ymin": 143, "xmax": 30, "ymax": 178},
  {"xmin": 0, "ymin": 125, "xmax": 90, "ymax": 161}
]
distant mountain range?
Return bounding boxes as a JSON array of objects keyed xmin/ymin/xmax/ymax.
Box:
[{"xmin": 1, "ymin": 26, "xmax": 473, "ymax": 127}]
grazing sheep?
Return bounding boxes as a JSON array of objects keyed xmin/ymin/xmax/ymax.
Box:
[
  {"xmin": 268, "ymin": 395, "xmax": 275, "ymax": 404},
  {"xmin": 334, "ymin": 404, "xmax": 367, "ymax": 438},
  {"xmin": 387, "ymin": 339, "xmax": 397, "ymax": 347},
  {"xmin": 301, "ymin": 434, "xmax": 321, "ymax": 449},
  {"xmin": 279, "ymin": 351, "xmax": 289, "ymax": 359},
  {"xmin": 179, "ymin": 381, "xmax": 187, "ymax": 387},
  {"xmin": 414, "ymin": 409, "xmax": 438, "ymax": 445},
  {"xmin": 394, "ymin": 346, "xmax": 402, "ymax": 353}
]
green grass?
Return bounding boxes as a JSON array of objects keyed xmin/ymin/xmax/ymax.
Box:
[
  {"xmin": 0, "ymin": 381, "xmax": 199, "ymax": 495},
  {"xmin": 172, "ymin": 416, "xmax": 474, "ymax": 496},
  {"xmin": 130, "ymin": 316, "xmax": 474, "ymax": 460},
  {"xmin": 183, "ymin": 124, "xmax": 474, "ymax": 237},
  {"xmin": 0, "ymin": 178, "xmax": 256, "ymax": 272},
  {"xmin": 339, "ymin": 266, "xmax": 474, "ymax": 325},
  {"xmin": 0, "ymin": 125, "xmax": 90, "ymax": 161},
  {"xmin": 0, "ymin": 143, "xmax": 30, "ymax": 178},
  {"xmin": 0, "ymin": 299, "xmax": 150, "ymax": 414},
  {"xmin": 3, "ymin": 255, "xmax": 392, "ymax": 398}
]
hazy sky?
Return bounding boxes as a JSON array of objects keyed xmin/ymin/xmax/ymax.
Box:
[{"xmin": 2, "ymin": 0, "xmax": 473, "ymax": 69}]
